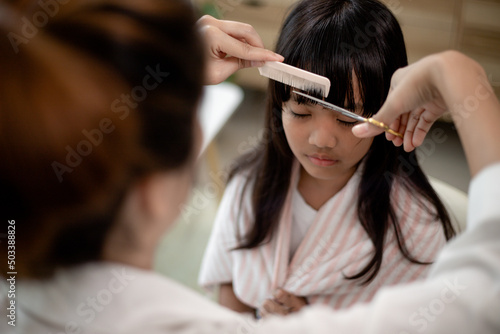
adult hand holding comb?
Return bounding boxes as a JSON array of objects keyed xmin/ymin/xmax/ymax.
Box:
[{"xmin": 198, "ymin": 15, "xmax": 284, "ymax": 85}]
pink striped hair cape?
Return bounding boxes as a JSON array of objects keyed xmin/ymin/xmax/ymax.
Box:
[{"xmin": 198, "ymin": 162, "xmax": 446, "ymax": 310}]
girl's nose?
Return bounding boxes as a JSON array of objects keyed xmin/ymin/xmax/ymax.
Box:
[{"xmin": 309, "ymin": 119, "xmax": 338, "ymax": 148}]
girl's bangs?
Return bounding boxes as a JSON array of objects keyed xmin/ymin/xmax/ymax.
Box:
[{"xmin": 272, "ymin": 2, "xmax": 397, "ymax": 118}]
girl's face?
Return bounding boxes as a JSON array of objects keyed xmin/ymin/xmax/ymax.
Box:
[{"xmin": 282, "ymin": 82, "xmax": 373, "ymax": 184}]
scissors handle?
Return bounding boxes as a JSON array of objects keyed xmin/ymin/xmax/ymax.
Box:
[{"xmin": 366, "ymin": 118, "xmax": 403, "ymax": 138}]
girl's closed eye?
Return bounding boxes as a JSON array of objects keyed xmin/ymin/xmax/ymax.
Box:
[
  {"xmin": 337, "ymin": 119, "xmax": 358, "ymax": 127},
  {"xmin": 288, "ymin": 109, "xmax": 311, "ymax": 119}
]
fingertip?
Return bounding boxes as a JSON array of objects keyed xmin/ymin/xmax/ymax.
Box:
[
  {"xmin": 261, "ymin": 299, "xmax": 272, "ymax": 312},
  {"xmin": 259, "ymin": 306, "xmax": 269, "ymax": 318},
  {"xmin": 405, "ymin": 143, "xmax": 417, "ymax": 152},
  {"xmin": 273, "ymin": 288, "xmax": 285, "ymax": 300},
  {"xmin": 264, "ymin": 51, "xmax": 284, "ymax": 62},
  {"xmin": 403, "ymin": 140, "xmax": 415, "ymax": 152},
  {"xmin": 352, "ymin": 123, "xmax": 371, "ymax": 137},
  {"xmin": 391, "ymin": 137, "xmax": 402, "ymax": 147},
  {"xmin": 274, "ymin": 53, "xmax": 284, "ymax": 62}
]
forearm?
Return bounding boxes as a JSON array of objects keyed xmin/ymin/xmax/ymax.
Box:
[
  {"xmin": 219, "ymin": 283, "xmax": 255, "ymax": 314},
  {"xmin": 434, "ymin": 51, "xmax": 500, "ymax": 177}
]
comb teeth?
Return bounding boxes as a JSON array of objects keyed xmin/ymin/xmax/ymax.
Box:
[{"xmin": 258, "ymin": 61, "xmax": 330, "ymax": 98}]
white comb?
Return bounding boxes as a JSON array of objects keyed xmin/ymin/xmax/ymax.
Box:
[{"xmin": 258, "ymin": 61, "xmax": 330, "ymax": 98}]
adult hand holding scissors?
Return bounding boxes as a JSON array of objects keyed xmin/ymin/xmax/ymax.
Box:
[{"xmin": 353, "ymin": 50, "xmax": 500, "ymax": 177}]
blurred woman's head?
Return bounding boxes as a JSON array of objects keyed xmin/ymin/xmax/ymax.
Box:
[{"xmin": 0, "ymin": 0, "xmax": 204, "ymax": 278}]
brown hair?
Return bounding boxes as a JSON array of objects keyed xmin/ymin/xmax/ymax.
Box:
[{"xmin": 0, "ymin": 0, "xmax": 204, "ymax": 278}]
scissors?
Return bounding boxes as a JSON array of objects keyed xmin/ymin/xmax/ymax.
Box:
[{"xmin": 293, "ymin": 91, "xmax": 403, "ymax": 138}]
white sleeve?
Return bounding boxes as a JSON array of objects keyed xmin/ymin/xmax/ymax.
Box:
[
  {"xmin": 256, "ymin": 163, "xmax": 500, "ymax": 334},
  {"xmin": 198, "ymin": 173, "xmax": 253, "ymax": 292},
  {"xmin": 466, "ymin": 163, "xmax": 500, "ymax": 231}
]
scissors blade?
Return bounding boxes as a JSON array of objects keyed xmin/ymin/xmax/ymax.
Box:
[
  {"xmin": 292, "ymin": 90, "xmax": 403, "ymax": 138},
  {"xmin": 293, "ymin": 90, "xmax": 366, "ymax": 123}
]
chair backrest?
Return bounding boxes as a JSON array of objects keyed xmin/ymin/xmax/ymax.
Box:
[{"xmin": 428, "ymin": 176, "xmax": 468, "ymax": 233}]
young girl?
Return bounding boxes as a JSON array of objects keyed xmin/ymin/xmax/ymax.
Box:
[{"xmin": 199, "ymin": 0, "xmax": 456, "ymax": 315}]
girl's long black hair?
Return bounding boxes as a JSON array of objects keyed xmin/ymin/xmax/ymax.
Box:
[{"xmin": 230, "ymin": 0, "xmax": 455, "ymax": 284}]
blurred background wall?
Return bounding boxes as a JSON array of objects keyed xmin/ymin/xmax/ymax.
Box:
[{"xmin": 195, "ymin": 0, "xmax": 500, "ymax": 97}]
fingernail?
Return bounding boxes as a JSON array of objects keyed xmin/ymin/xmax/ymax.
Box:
[
  {"xmin": 274, "ymin": 53, "xmax": 284, "ymax": 61},
  {"xmin": 251, "ymin": 61, "xmax": 265, "ymax": 67},
  {"xmin": 352, "ymin": 123, "xmax": 370, "ymax": 137},
  {"xmin": 273, "ymin": 288, "xmax": 285, "ymax": 299}
]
